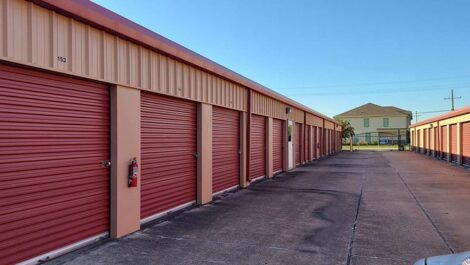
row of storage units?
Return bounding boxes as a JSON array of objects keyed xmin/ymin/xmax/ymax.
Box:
[
  {"xmin": 409, "ymin": 107, "xmax": 470, "ymax": 167},
  {"xmin": 0, "ymin": 0, "xmax": 342, "ymax": 264}
]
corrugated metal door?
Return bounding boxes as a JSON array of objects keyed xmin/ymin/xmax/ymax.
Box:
[
  {"xmin": 312, "ymin": 126, "xmax": 317, "ymax": 159},
  {"xmin": 434, "ymin": 127, "xmax": 439, "ymax": 157},
  {"xmin": 450, "ymin": 124, "xmax": 458, "ymax": 163},
  {"xmin": 427, "ymin": 129, "xmax": 431, "ymax": 155},
  {"xmin": 212, "ymin": 107, "xmax": 240, "ymax": 193},
  {"xmin": 441, "ymin": 126, "xmax": 447, "ymax": 160},
  {"xmin": 0, "ymin": 64, "xmax": 110, "ymax": 264},
  {"xmin": 412, "ymin": 131, "xmax": 415, "ymax": 151},
  {"xmin": 326, "ymin": 129, "xmax": 330, "ymax": 155},
  {"xmin": 317, "ymin": 127, "xmax": 324, "ymax": 158},
  {"xmin": 310, "ymin": 126, "xmax": 316, "ymax": 160},
  {"xmin": 462, "ymin": 122, "xmax": 470, "ymax": 166},
  {"xmin": 273, "ymin": 119, "xmax": 283, "ymax": 173},
  {"xmin": 295, "ymin": 123, "xmax": 301, "ymax": 165},
  {"xmin": 250, "ymin": 115, "xmax": 266, "ymax": 180},
  {"xmin": 304, "ymin": 125, "xmax": 312, "ymax": 161},
  {"xmin": 423, "ymin": 128, "xmax": 427, "ymax": 154},
  {"xmin": 417, "ymin": 130, "xmax": 421, "ymax": 153},
  {"xmin": 141, "ymin": 93, "xmax": 197, "ymax": 219}
]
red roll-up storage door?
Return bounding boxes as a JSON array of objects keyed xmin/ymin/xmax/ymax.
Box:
[
  {"xmin": 326, "ymin": 129, "xmax": 330, "ymax": 155},
  {"xmin": 417, "ymin": 130, "xmax": 421, "ymax": 153},
  {"xmin": 423, "ymin": 129, "xmax": 427, "ymax": 154},
  {"xmin": 273, "ymin": 119, "xmax": 284, "ymax": 173},
  {"xmin": 250, "ymin": 115, "xmax": 266, "ymax": 180},
  {"xmin": 318, "ymin": 127, "xmax": 323, "ymax": 157},
  {"xmin": 450, "ymin": 124, "xmax": 458, "ymax": 163},
  {"xmin": 305, "ymin": 126, "xmax": 310, "ymax": 162},
  {"xmin": 462, "ymin": 122, "xmax": 470, "ymax": 166},
  {"xmin": 295, "ymin": 123, "xmax": 301, "ymax": 166},
  {"xmin": 141, "ymin": 93, "xmax": 197, "ymax": 219},
  {"xmin": 212, "ymin": 107, "xmax": 240, "ymax": 193},
  {"xmin": 311, "ymin": 126, "xmax": 316, "ymax": 160},
  {"xmin": 441, "ymin": 126, "xmax": 447, "ymax": 160},
  {"xmin": 0, "ymin": 64, "xmax": 110, "ymax": 265}
]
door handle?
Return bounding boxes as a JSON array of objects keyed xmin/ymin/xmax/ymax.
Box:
[{"xmin": 101, "ymin": 160, "xmax": 111, "ymax": 168}]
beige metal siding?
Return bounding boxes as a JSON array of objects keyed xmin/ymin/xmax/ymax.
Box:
[
  {"xmin": 0, "ymin": 0, "xmax": 247, "ymax": 111},
  {"xmin": 325, "ymin": 120, "xmax": 334, "ymax": 130},
  {"xmin": 251, "ymin": 91, "xmax": 304, "ymax": 122},
  {"xmin": 306, "ymin": 113, "xmax": 323, "ymax": 127}
]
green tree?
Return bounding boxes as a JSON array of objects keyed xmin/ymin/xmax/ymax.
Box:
[{"xmin": 335, "ymin": 119, "xmax": 355, "ymax": 140}]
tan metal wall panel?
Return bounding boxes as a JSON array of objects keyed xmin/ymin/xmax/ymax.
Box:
[
  {"xmin": 251, "ymin": 91, "xmax": 306, "ymax": 123},
  {"xmin": 1, "ymin": 0, "xmax": 247, "ymax": 111},
  {"xmin": 306, "ymin": 113, "xmax": 323, "ymax": 127},
  {"xmin": 325, "ymin": 120, "xmax": 334, "ymax": 130}
]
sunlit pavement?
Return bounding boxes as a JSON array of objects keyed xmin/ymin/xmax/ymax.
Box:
[{"xmin": 48, "ymin": 151, "xmax": 470, "ymax": 265}]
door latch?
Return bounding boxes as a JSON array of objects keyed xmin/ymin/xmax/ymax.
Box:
[{"xmin": 101, "ymin": 160, "xmax": 111, "ymax": 168}]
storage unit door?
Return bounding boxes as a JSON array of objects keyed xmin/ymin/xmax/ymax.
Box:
[
  {"xmin": 311, "ymin": 126, "xmax": 315, "ymax": 160},
  {"xmin": 423, "ymin": 129, "xmax": 427, "ymax": 154},
  {"xmin": 326, "ymin": 129, "xmax": 330, "ymax": 155},
  {"xmin": 250, "ymin": 115, "xmax": 266, "ymax": 180},
  {"xmin": 318, "ymin": 128, "xmax": 323, "ymax": 157},
  {"xmin": 295, "ymin": 123, "xmax": 301, "ymax": 165},
  {"xmin": 417, "ymin": 130, "xmax": 421, "ymax": 153},
  {"xmin": 450, "ymin": 124, "xmax": 458, "ymax": 163},
  {"xmin": 141, "ymin": 93, "xmax": 197, "ymax": 219},
  {"xmin": 434, "ymin": 127, "xmax": 438, "ymax": 157},
  {"xmin": 312, "ymin": 126, "xmax": 317, "ymax": 159},
  {"xmin": 305, "ymin": 126, "xmax": 310, "ymax": 161},
  {"xmin": 441, "ymin": 126, "xmax": 448, "ymax": 160},
  {"xmin": 212, "ymin": 107, "xmax": 240, "ymax": 193},
  {"xmin": 463, "ymin": 122, "xmax": 470, "ymax": 166},
  {"xmin": 273, "ymin": 119, "xmax": 283, "ymax": 173},
  {"xmin": 0, "ymin": 64, "xmax": 110, "ymax": 264}
]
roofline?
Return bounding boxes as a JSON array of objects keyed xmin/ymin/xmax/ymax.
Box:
[
  {"xmin": 31, "ymin": 0, "xmax": 338, "ymax": 124},
  {"xmin": 409, "ymin": 106, "xmax": 470, "ymax": 128},
  {"xmin": 335, "ymin": 114, "xmax": 411, "ymax": 118}
]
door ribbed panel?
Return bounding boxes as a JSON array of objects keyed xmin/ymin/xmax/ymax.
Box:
[
  {"xmin": 312, "ymin": 126, "xmax": 317, "ymax": 159},
  {"xmin": 450, "ymin": 124, "xmax": 458, "ymax": 162},
  {"xmin": 250, "ymin": 115, "xmax": 265, "ymax": 180},
  {"xmin": 0, "ymin": 64, "xmax": 110, "ymax": 265},
  {"xmin": 319, "ymin": 128, "xmax": 323, "ymax": 157},
  {"xmin": 212, "ymin": 107, "xmax": 240, "ymax": 193},
  {"xmin": 304, "ymin": 126, "xmax": 309, "ymax": 161},
  {"xmin": 463, "ymin": 122, "xmax": 470, "ymax": 166},
  {"xmin": 295, "ymin": 123, "xmax": 301, "ymax": 165},
  {"xmin": 141, "ymin": 93, "xmax": 196, "ymax": 219},
  {"xmin": 423, "ymin": 128, "xmax": 428, "ymax": 154},
  {"xmin": 273, "ymin": 119, "xmax": 283, "ymax": 173}
]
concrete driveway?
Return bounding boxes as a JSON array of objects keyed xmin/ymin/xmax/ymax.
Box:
[{"xmin": 48, "ymin": 151, "xmax": 470, "ymax": 265}]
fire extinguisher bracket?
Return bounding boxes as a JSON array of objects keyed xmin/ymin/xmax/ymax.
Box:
[{"xmin": 128, "ymin": 157, "xmax": 138, "ymax": 188}]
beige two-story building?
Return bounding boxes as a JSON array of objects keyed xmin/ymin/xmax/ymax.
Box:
[{"xmin": 334, "ymin": 103, "xmax": 412, "ymax": 144}]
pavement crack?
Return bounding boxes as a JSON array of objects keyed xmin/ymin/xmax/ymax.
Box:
[
  {"xmin": 345, "ymin": 175, "xmax": 365, "ymax": 265},
  {"xmin": 392, "ymin": 166, "xmax": 455, "ymax": 254}
]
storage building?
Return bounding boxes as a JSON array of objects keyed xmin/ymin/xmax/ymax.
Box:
[
  {"xmin": 0, "ymin": 0, "xmax": 343, "ymax": 264},
  {"xmin": 409, "ymin": 106, "xmax": 470, "ymax": 167}
]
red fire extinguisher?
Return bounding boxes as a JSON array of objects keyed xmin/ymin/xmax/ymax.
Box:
[{"xmin": 128, "ymin": 157, "xmax": 138, "ymax": 188}]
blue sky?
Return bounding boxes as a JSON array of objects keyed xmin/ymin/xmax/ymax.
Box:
[{"xmin": 93, "ymin": 0, "xmax": 470, "ymax": 122}]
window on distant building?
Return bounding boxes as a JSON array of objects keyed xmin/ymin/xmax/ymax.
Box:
[
  {"xmin": 364, "ymin": 118, "xmax": 369, "ymax": 128},
  {"xmin": 365, "ymin": 132, "xmax": 371, "ymax": 143},
  {"xmin": 383, "ymin": 118, "xmax": 389, "ymax": 128}
]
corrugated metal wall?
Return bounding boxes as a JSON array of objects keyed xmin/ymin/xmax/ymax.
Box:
[
  {"xmin": 0, "ymin": 0, "xmax": 247, "ymax": 111},
  {"xmin": 251, "ymin": 91, "xmax": 306, "ymax": 123}
]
